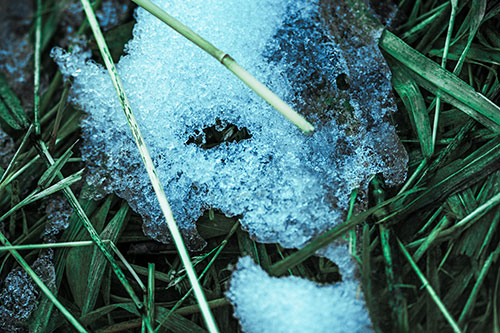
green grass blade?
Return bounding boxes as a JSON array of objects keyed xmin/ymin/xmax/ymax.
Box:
[
  {"xmin": 380, "ymin": 30, "xmax": 500, "ymax": 132},
  {"xmin": 0, "ymin": 125, "xmax": 34, "ymax": 184},
  {"xmin": 432, "ymin": 0, "xmax": 457, "ymax": 151},
  {"xmin": 0, "ymin": 169, "xmax": 83, "ymax": 223},
  {"xmin": 390, "ymin": 60, "xmax": 433, "ymax": 158},
  {"xmin": 37, "ymin": 141, "xmax": 76, "ymax": 189},
  {"xmin": 82, "ymin": 202, "xmax": 130, "ymax": 315},
  {"xmin": 0, "ymin": 232, "xmax": 87, "ymax": 332},
  {"xmin": 452, "ymin": 0, "xmax": 486, "ymax": 75},
  {"xmin": 269, "ymin": 190, "xmax": 417, "ymax": 276},
  {"xmin": 78, "ymin": 1, "xmax": 218, "ymax": 331},
  {"xmin": 34, "ymin": 0, "xmax": 42, "ymax": 135},
  {"xmin": 35, "ymin": 140, "xmax": 145, "ymax": 316},
  {"xmin": 0, "ymin": 72, "xmax": 29, "ymax": 129},
  {"xmin": 458, "ymin": 239, "xmax": 500, "ymax": 325},
  {"xmin": 147, "ymin": 263, "xmax": 155, "ymax": 331},
  {"xmin": 130, "ymin": 0, "xmax": 314, "ymax": 134},
  {"xmin": 397, "ymin": 238, "xmax": 461, "ymax": 333}
]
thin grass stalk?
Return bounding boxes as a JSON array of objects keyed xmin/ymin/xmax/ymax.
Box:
[
  {"xmin": 0, "ymin": 239, "xmax": 145, "ymax": 295},
  {"xmin": 35, "ymin": 140, "xmax": 145, "ymax": 312},
  {"xmin": 78, "ymin": 2, "xmax": 218, "ymax": 332},
  {"xmin": 130, "ymin": 0, "xmax": 314, "ymax": 134},
  {"xmin": 269, "ymin": 191, "xmax": 416, "ymax": 276},
  {"xmin": 397, "ymin": 238, "xmax": 461, "ymax": 333},
  {"xmin": 398, "ymin": 159, "xmax": 426, "ymax": 194},
  {"xmin": 432, "ymin": 0, "xmax": 457, "ymax": 150},
  {"xmin": 49, "ymin": 84, "xmax": 70, "ymax": 151},
  {"xmin": 107, "ymin": 241, "xmax": 146, "ymax": 292},
  {"xmin": 0, "ymin": 155, "xmax": 38, "ymax": 192},
  {"xmin": 458, "ymin": 240, "xmax": 500, "ymax": 325},
  {"xmin": 157, "ymin": 221, "xmax": 239, "ymax": 332},
  {"xmin": 0, "ymin": 240, "xmax": 96, "ymax": 251},
  {"xmin": 0, "ymin": 231, "xmax": 87, "ymax": 332},
  {"xmin": 34, "ymin": 0, "xmax": 42, "ymax": 135},
  {"xmin": 433, "ymin": 192, "xmax": 500, "ymax": 240},
  {"xmin": 148, "ymin": 263, "xmax": 155, "ymax": 331},
  {"xmin": 0, "ymin": 125, "xmax": 34, "ymax": 184}
]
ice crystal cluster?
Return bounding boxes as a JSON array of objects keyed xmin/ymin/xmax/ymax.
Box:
[
  {"xmin": 43, "ymin": 195, "xmax": 73, "ymax": 241},
  {"xmin": 54, "ymin": 0, "xmax": 407, "ymax": 250},
  {"xmin": 227, "ymin": 256, "xmax": 372, "ymax": 333},
  {"xmin": 0, "ymin": 254, "xmax": 55, "ymax": 332}
]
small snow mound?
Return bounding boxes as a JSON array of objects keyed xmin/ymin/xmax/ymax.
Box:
[{"xmin": 227, "ymin": 257, "xmax": 372, "ymax": 333}]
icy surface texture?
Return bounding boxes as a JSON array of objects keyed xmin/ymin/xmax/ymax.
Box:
[
  {"xmin": 54, "ymin": 0, "xmax": 407, "ymax": 249},
  {"xmin": 0, "ymin": 254, "xmax": 55, "ymax": 332},
  {"xmin": 43, "ymin": 195, "xmax": 73, "ymax": 241},
  {"xmin": 0, "ymin": 0, "xmax": 34, "ymax": 109},
  {"xmin": 227, "ymin": 256, "xmax": 372, "ymax": 333}
]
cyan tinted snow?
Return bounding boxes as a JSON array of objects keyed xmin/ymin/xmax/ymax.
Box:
[
  {"xmin": 53, "ymin": 0, "xmax": 407, "ymax": 250},
  {"xmin": 53, "ymin": 0, "xmax": 407, "ymax": 331},
  {"xmin": 226, "ymin": 256, "xmax": 372, "ymax": 333}
]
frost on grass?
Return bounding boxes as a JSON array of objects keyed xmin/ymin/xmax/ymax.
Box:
[
  {"xmin": 227, "ymin": 256, "xmax": 371, "ymax": 333},
  {"xmin": 0, "ymin": 254, "xmax": 55, "ymax": 332},
  {"xmin": 53, "ymin": 0, "xmax": 407, "ymax": 250}
]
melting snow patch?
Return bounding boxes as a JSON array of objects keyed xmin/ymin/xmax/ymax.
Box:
[
  {"xmin": 53, "ymin": 0, "xmax": 407, "ymax": 250},
  {"xmin": 53, "ymin": 0, "xmax": 407, "ymax": 330},
  {"xmin": 227, "ymin": 256, "xmax": 372, "ymax": 333}
]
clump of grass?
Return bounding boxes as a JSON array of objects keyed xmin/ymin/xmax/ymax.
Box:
[{"xmin": 0, "ymin": 0, "xmax": 498, "ymax": 332}]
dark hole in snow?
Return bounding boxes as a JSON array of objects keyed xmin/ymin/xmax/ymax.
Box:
[
  {"xmin": 187, "ymin": 120, "xmax": 252, "ymax": 149},
  {"xmin": 336, "ymin": 73, "xmax": 350, "ymax": 91}
]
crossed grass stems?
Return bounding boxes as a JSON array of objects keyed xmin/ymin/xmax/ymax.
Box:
[{"xmin": 0, "ymin": 0, "xmax": 499, "ymax": 332}]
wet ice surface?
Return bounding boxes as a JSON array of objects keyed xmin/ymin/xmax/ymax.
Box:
[
  {"xmin": 227, "ymin": 256, "xmax": 372, "ymax": 333},
  {"xmin": 54, "ymin": 0, "xmax": 407, "ymax": 250}
]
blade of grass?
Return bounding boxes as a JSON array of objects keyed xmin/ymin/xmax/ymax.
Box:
[
  {"xmin": 0, "ymin": 231, "xmax": 87, "ymax": 332},
  {"xmin": 82, "ymin": 202, "xmax": 130, "ymax": 315},
  {"xmin": 78, "ymin": 1, "xmax": 218, "ymax": 331},
  {"xmin": 34, "ymin": 0, "xmax": 42, "ymax": 135},
  {"xmin": 453, "ymin": 0, "xmax": 486, "ymax": 75},
  {"xmin": 130, "ymin": 0, "xmax": 313, "ymax": 134},
  {"xmin": 431, "ymin": 0, "xmax": 457, "ymax": 151},
  {"xmin": 269, "ymin": 190, "xmax": 417, "ymax": 276},
  {"xmin": 397, "ymin": 238, "xmax": 461, "ymax": 333},
  {"xmin": 37, "ymin": 141, "xmax": 76, "ymax": 189},
  {"xmin": 390, "ymin": 60, "xmax": 433, "ymax": 157},
  {"xmin": 458, "ymin": 239, "xmax": 500, "ymax": 325},
  {"xmin": 380, "ymin": 30, "xmax": 500, "ymax": 131},
  {"xmin": 0, "ymin": 169, "xmax": 83, "ymax": 222},
  {"xmin": 49, "ymin": 83, "xmax": 70, "ymax": 151},
  {"xmin": 34, "ymin": 140, "xmax": 146, "ymax": 319},
  {"xmin": 0, "ymin": 125, "xmax": 34, "ymax": 184},
  {"xmin": 157, "ymin": 221, "xmax": 238, "ymax": 332},
  {"xmin": 147, "ymin": 263, "xmax": 155, "ymax": 331},
  {"xmin": 0, "ymin": 72, "xmax": 30, "ymax": 129}
]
